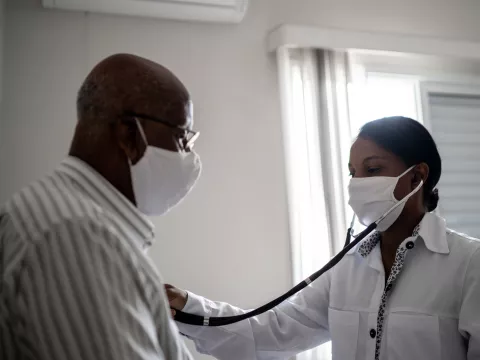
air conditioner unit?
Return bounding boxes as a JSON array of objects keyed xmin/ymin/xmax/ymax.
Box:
[{"xmin": 42, "ymin": 0, "xmax": 249, "ymax": 23}]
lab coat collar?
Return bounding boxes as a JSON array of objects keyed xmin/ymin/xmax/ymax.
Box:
[
  {"xmin": 57, "ymin": 156, "xmax": 155, "ymax": 249},
  {"xmin": 347, "ymin": 212, "xmax": 449, "ymax": 257},
  {"xmin": 417, "ymin": 212, "xmax": 449, "ymax": 254},
  {"xmin": 346, "ymin": 231, "xmax": 379, "ymax": 256}
]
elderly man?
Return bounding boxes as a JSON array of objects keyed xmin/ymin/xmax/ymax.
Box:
[{"xmin": 0, "ymin": 54, "xmax": 200, "ymax": 360}]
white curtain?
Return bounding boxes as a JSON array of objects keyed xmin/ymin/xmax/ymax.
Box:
[
  {"xmin": 276, "ymin": 48, "xmax": 352, "ymax": 360},
  {"xmin": 316, "ymin": 50, "xmax": 353, "ymax": 253}
]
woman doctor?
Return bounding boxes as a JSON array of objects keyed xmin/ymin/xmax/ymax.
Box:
[{"xmin": 167, "ymin": 116, "xmax": 480, "ymax": 360}]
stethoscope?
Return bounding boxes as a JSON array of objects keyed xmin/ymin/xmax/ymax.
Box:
[
  {"xmin": 344, "ymin": 213, "xmax": 357, "ymax": 248},
  {"xmin": 173, "ymin": 181, "xmax": 423, "ymax": 327}
]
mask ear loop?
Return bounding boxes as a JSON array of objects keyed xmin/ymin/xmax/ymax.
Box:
[
  {"xmin": 377, "ymin": 179, "xmax": 424, "ymax": 227},
  {"xmin": 127, "ymin": 118, "xmax": 149, "ymax": 167},
  {"xmin": 396, "ymin": 165, "xmax": 417, "ymax": 180},
  {"xmin": 134, "ymin": 118, "xmax": 149, "ymax": 146},
  {"xmin": 390, "ymin": 165, "xmax": 418, "ymax": 202}
]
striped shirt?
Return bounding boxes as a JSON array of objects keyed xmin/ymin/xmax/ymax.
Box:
[{"xmin": 0, "ymin": 156, "xmax": 192, "ymax": 360}]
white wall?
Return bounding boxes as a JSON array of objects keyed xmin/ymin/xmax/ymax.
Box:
[
  {"xmin": 277, "ymin": 0, "xmax": 480, "ymax": 41},
  {"xmin": 3, "ymin": 0, "xmax": 480, "ymax": 358},
  {"xmin": 0, "ymin": 0, "xmax": 4, "ymax": 140}
]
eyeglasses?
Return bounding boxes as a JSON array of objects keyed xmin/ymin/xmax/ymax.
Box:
[{"xmin": 125, "ymin": 112, "xmax": 200, "ymax": 151}]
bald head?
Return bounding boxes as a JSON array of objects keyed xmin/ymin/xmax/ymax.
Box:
[
  {"xmin": 70, "ymin": 54, "xmax": 195, "ymax": 204},
  {"xmin": 77, "ymin": 53, "xmax": 190, "ymax": 126}
]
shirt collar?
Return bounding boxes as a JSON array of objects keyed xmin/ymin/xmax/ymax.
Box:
[
  {"xmin": 417, "ymin": 212, "xmax": 449, "ymax": 254},
  {"xmin": 57, "ymin": 156, "xmax": 155, "ymax": 249},
  {"xmin": 348, "ymin": 212, "xmax": 449, "ymax": 257}
]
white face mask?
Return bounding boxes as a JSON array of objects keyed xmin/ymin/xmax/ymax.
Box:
[
  {"xmin": 348, "ymin": 166, "xmax": 422, "ymax": 231},
  {"xmin": 130, "ymin": 119, "xmax": 202, "ymax": 216}
]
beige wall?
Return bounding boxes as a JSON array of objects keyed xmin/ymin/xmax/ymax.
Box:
[{"xmin": 3, "ymin": 0, "xmax": 480, "ymax": 358}]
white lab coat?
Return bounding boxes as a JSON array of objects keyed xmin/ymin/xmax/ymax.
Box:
[{"xmin": 177, "ymin": 213, "xmax": 480, "ymax": 360}]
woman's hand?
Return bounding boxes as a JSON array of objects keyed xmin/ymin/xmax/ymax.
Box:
[{"xmin": 165, "ymin": 284, "xmax": 188, "ymax": 317}]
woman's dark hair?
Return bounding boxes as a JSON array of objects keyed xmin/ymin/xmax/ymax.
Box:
[{"xmin": 358, "ymin": 116, "xmax": 442, "ymax": 212}]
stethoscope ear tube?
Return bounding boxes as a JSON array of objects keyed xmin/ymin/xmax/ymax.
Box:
[
  {"xmin": 173, "ymin": 221, "xmax": 378, "ymax": 326},
  {"xmin": 344, "ymin": 214, "xmax": 356, "ymax": 248}
]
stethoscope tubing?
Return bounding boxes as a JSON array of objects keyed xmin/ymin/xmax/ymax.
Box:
[{"xmin": 174, "ymin": 180, "xmax": 422, "ymax": 327}]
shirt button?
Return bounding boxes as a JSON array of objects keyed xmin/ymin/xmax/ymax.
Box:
[
  {"xmin": 370, "ymin": 329, "xmax": 377, "ymax": 338},
  {"xmin": 406, "ymin": 241, "xmax": 415, "ymax": 250}
]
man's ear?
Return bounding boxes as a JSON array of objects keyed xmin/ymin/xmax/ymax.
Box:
[
  {"xmin": 413, "ymin": 163, "xmax": 429, "ymax": 188},
  {"xmin": 114, "ymin": 117, "xmax": 145, "ymax": 165}
]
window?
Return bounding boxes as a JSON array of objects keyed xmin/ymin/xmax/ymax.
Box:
[
  {"xmin": 422, "ymin": 84, "xmax": 480, "ymax": 237},
  {"xmin": 348, "ymin": 74, "xmax": 421, "ymax": 136},
  {"xmin": 345, "ymin": 72, "xmax": 422, "ymax": 233},
  {"xmin": 277, "ymin": 47, "xmax": 480, "ymax": 360}
]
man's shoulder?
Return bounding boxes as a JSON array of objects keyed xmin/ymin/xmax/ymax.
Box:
[
  {"xmin": 1, "ymin": 171, "xmax": 109, "ymax": 243},
  {"xmin": 0, "ymin": 173, "xmax": 130, "ymax": 287}
]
